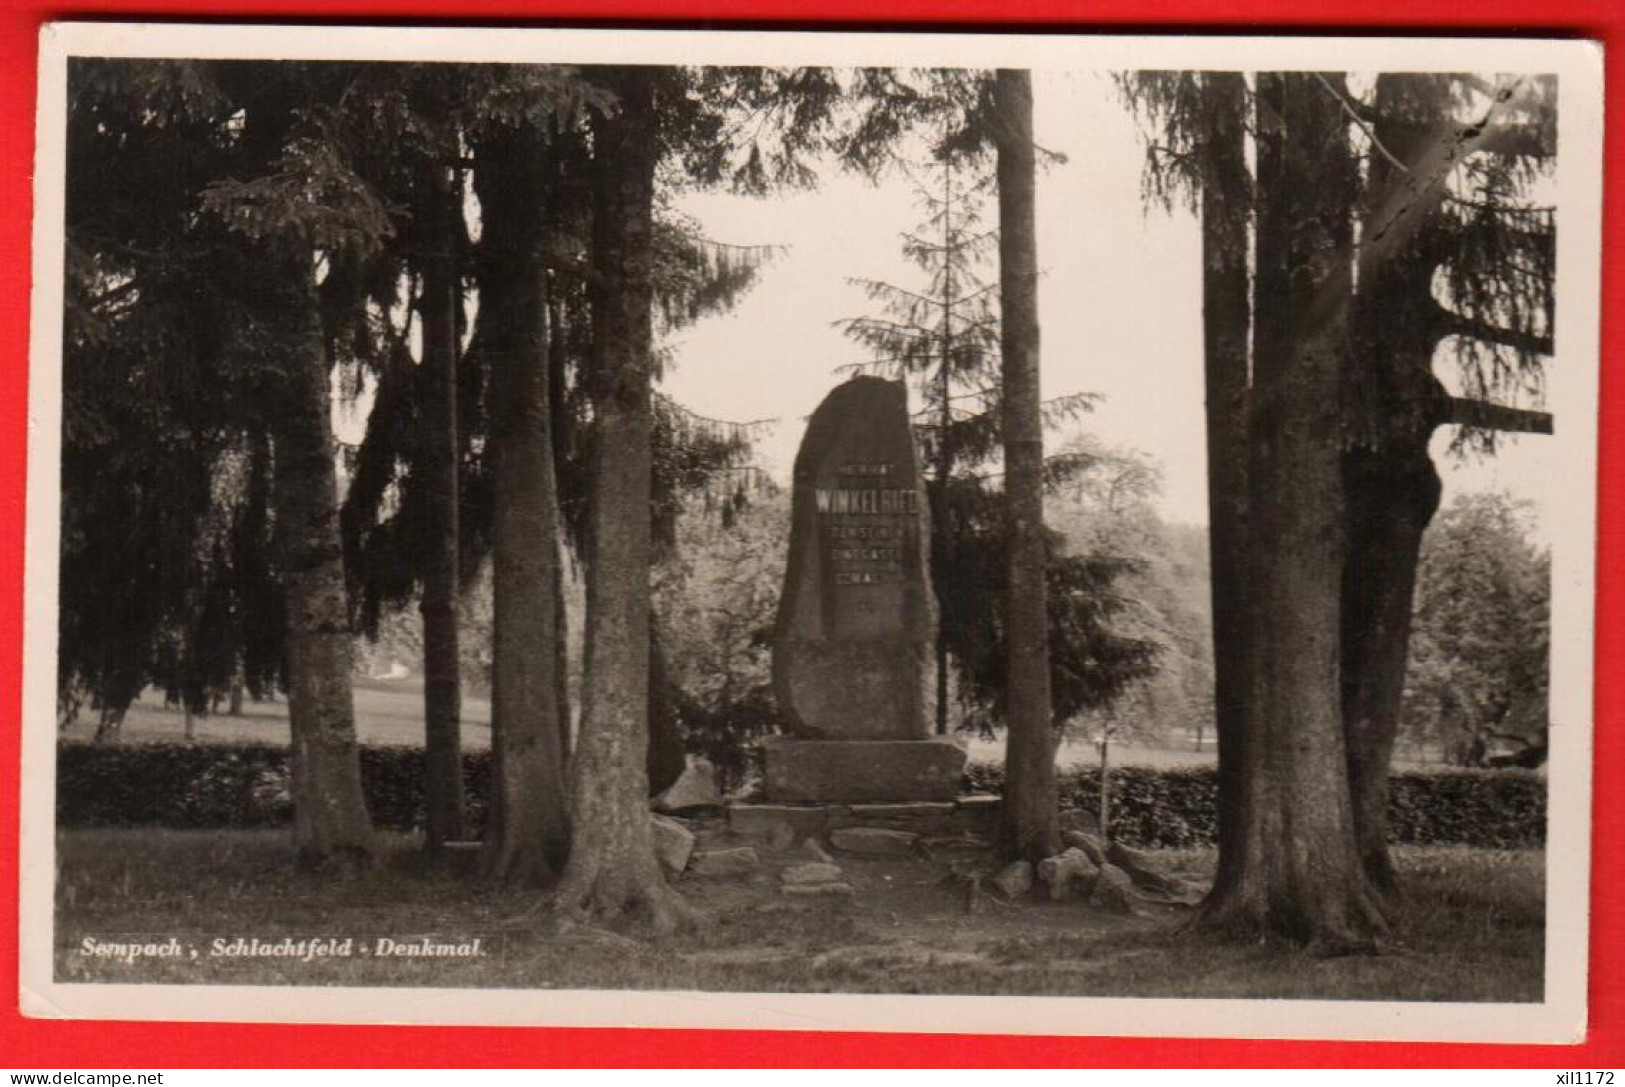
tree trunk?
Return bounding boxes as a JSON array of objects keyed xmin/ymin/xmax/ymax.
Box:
[
  {"xmin": 991, "ymin": 69, "xmax": 1058, "ymax": 865},
  {"xmin": 1194, "ymin": 71, "xmax": 1254, "ymax": 906},
  {"xmin": 474, "ymin": 121, "xmax": 571, "ymax": 884},
  {"xmin": 1198, "ymin": 73, "xmax": 1380, "ymax": 946},
  {"xmin": 932, "ymin": 473, "xmax": 951, "ymax": 736},
  {"xmin": 1098, "ymin": 732, "xmax": 1111, "ymax": 842},
  {"xmin": 646, "ymin": 630, "xmax": 686, "ymax": 797},
  {"xmin": 1341, "ymin": 74, "xmax": 1451, "ymax": 899},
  {"xmin": 417, "ymin": 158, "xmax": 468, "ymax": 852},
  {"xmin": 1342, "ymin": 440, "xmax": 1439, "ymax": 896},
  {"xmin": 554, "ymin": 68, "xmax": 691, "ymax": 931},
  {"xmin": 94, "ymin": 703, "xmax": 125, "ymax": 744},
  {"xmin": 933, "ymin": 160, "xmax": 955, "ymax": 737},
  {"xmin": 269, "ymin": 259, "xmax": 375, "ymax": 871},
  {"xmin": 546, "ymin": 286, "xmax": 575, "ymax": 769}
]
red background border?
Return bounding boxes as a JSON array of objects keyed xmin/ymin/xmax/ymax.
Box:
[{"xmin": 0, "ymin": 0, "xmax": 1617, "ymax": 1068}]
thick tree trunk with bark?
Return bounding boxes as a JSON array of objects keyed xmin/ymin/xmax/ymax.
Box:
[
  {"xmin": 932, "ymin": 464, "xmax": 951, "ymax": 736},
  {"xmin": 417, "ymin": 160, "xmax": 468, "ymax": 852},
  {"xmin": 1098, "ymin": 733, "xmax": 1112, "ymax": 841},
  {"xmin": 474, "ymin": 122, "xmax": 571, "ymax": 884},
  {"xmin": 991, "ymin": 69, "xmax": 1058, "ymax": 865},
  {"xmin": 555, "ymin": 69, "xmax": 692, "ymax": 930},
  {"xmin": 646, "ymin": 632, "xmax": 686, "ymax": 797},
  {"xmin": 933, "ymin": 163, "xmax": 955, "ymax": 737},
  {"xmin": 1195, "ymin": 71, "xmax": 1254, "ymax": 900},
  {"xmin": 1341, "ymin": 74, "xmax": 1451, "ymax": 899},
  {"xmin": 1199, "ymin": 73, "xmax": 1380, "ymax": 946},
  {"xmin": 1342, "ymin": 438, "xmax": 1439, "ymax": 896},
  {"xmin": 545, "ymin": 285, "xmax": 575, "ymax": 769},
  {"xmin": 269, "ymin": 260, "xmax": 376, "ymax": 871}
]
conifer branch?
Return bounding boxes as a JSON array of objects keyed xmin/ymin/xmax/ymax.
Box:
[
  {"xmin": 1438, "ymin": 310, "xmax": 1553, "ymax": 357},
  {"xmin": 1441, "ymin": 397, "xmax": 1553, "ymax": 435},
  {"xmin": 1314, "ymin": 72, "xmax": 1411, "ymax": 175}
]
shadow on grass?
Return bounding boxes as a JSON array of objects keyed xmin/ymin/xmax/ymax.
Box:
[{"xmin": 54, "ymin": 829, "xmax": 1543, "ymax": 1002}]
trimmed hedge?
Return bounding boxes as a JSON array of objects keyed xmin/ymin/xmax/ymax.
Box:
[
  {"xmin": 57, "ymin": 742, "xmax": 1545, "ymax": 849},
  {"xmin": 966, "ymin": 761, "xmax": 1544, "ymax": 849},
  {"xmin": 1384, "ymin": 770, "xmax": 1546, "ymax": 848},
  {"xmin": 56, "ymin": 743, "xmax": 491, "ymax": 835}
]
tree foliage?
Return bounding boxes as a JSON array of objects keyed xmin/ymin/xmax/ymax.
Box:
[
  {"xmin": 1048, "ymin": 444, "xmax": 1211, "ymax": 750},
  {"xmin": 1403, "ymin": 493, "xmax": 1550, "ymax": 765},
  {"xmin": 653, "ymin": 491, "xmax": 788, "ymax": 790},
  {"xmin": 837, "ymin": 152, "xmax": 1128, "ymax": 741},
  {"xmin": 62, "ymin": 60, "xmax": 280, "ymax": 734}
]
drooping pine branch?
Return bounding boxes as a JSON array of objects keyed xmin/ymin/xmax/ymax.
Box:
[
  {"xmin": 1436, "ymin": 307, "xmax": 1554, "ymax": 357},
  {"xmin": 1441, "ymin": 396, "xmax": 1553, "ymax": 435}
]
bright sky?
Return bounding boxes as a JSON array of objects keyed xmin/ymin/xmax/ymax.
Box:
[
  {"xmin": 329, "ymin": 70, "xmax": 1556, "ymax": 532},
  {"xmin": 659, "ymin": 70, "xmax": 1556, "ymax": 531}
]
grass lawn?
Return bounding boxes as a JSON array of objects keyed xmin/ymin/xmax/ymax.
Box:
[
  {"xmin": 58, "ymin": 681, "xmax": 495, "ymax": 750},
  {"xmin": 77, "ymin": 685, "xmax": 1456, "ymax": 773},
  {"xmin": 76, "ymin": 684, "xmax": 1216, "ymax": 768},
  {"xmin": 55, "ymin": 827, "xmax": 1544, "ymax": 1002}
]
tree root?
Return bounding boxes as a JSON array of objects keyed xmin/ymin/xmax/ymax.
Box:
[
  {"xmin": 553, "ymin": 916, "xmax": 645, "ymax": 952},
  {"xmin": 1184, "ymin": 879, "xmax": 1388, "ymax": 951},
  {"xmin": 553, "ymin": 862, "xmax": 698, "ymax": 935},
  {"xmin": 1363, "ymin": 867, "xmax": 1404, "ymax": 928},
  {"xmin": 1182, "ymin": 889, "xmax": 1269, "ymax": 943}
]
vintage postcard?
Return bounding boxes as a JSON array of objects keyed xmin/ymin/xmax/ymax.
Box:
[{"xmin": 19, "ymin": 23, "xmax": 1603, "ymax": 1043}]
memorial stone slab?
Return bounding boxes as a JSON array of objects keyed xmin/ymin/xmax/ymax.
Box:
[
  {"xmin": 773, "ymin": 376, "xmax": 935, "ymax": 739},
  {"xmin": 764, "ymin": 376, "xmax": 967, "ymax": 804}
]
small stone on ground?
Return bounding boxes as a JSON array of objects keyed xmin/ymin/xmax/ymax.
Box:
[
  {"xmin": 1107, "ymin": 840, "xmax": 1180, "ymax": 893},
  {"xmin": 653, "ymin": 758, "xmax": 723, "ymax": 813},
  {"xmin": 1061, "ymin": 829, "xmax": 1107, "ymax": 867},
  {"xmin": 651, "ymin": 813, "xmax": 695, "ymax": 875},
  {"xmin": 687, "ymin": 846, "xmax": 760, "ymax": 877},
  {"xmin": 1037, "ymin": 847, "xmax": 1099, "ymax": 901},
  {"xmin": 781, "ymin": 862, "xmax": 845, "ymax": 886},
  {"xmin": 993, "ymin": 860, "xmax": 1034, "ymax": 899},
  {"xmin": 1090, "ymin": 862, "xmax": 1138, "ymax": 914},
  {"xmin": 728, "ymin": 803, "xmax": 831, "ymax": 842}
]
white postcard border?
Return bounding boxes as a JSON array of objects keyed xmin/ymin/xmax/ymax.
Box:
[{"xmin": 19, "ymin": 22, "xmax": 1604, "ymax": 1044}]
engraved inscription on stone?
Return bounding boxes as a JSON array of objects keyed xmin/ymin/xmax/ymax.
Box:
[
  {"xmin": 772, "ymin": 377, "xmax": 937, "ymax": 740},
  {"xmin": 818, "ymin": 462, "xmax": 914, "ymax": 587}
]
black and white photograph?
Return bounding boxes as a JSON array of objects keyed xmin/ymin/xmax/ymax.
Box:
[{"xmin": 19, "ymin": 25, "xmax": 1603, "ymax": 1041}]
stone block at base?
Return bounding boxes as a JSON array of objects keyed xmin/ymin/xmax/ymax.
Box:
[
  {"xmin": 729, "ymin": 803, "xmax": 831, "ymax": 843},
  {"xmin": 761, "ymin": 737, "xmax": 967, "ymax": 803}
]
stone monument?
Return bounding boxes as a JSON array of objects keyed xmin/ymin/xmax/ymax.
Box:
[{"xmin": 765, "ymin": 375, "xmax": 967, "ymax": 802}]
